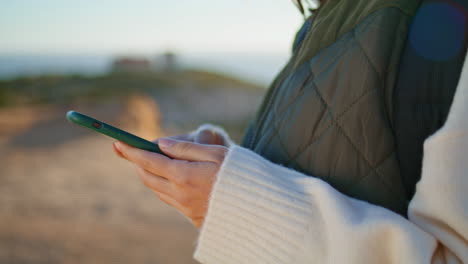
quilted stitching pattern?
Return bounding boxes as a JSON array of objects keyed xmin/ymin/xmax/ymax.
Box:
[{"xmin": 248, "ymin": 8, "xmax": 410, "ymax": 214}]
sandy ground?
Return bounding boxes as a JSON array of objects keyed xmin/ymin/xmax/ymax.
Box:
[
  {"xmin": 0, "ymin": 103, "xmax": 200, "ymax": 264},
  {"xmin": 0, "ymin": 82, "xmax": 264, "ymax": 263}
]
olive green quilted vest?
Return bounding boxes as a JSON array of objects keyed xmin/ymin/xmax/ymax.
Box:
[{"xmin": 242, "ymin": 0, "xmax": 421, "ymax": 215}]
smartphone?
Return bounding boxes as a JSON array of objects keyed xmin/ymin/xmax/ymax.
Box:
[{"xmin": 66, "ymin": 110, "xmax": 167, "ymax": 156}]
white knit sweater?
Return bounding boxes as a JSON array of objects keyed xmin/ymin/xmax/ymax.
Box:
[{"xmin": 194, "ymin": 58, "xmax": 468, "ymax": 263}]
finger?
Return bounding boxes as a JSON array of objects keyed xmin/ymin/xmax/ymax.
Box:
[
  {"xmin": 113, "ymin": 142, "xmax": 125, "ymax": 159},
  {"xmin": 158, "ymin": 138, "xmax": 227, "ymax": 164},
  {"xmin": 195, "ymin": 129, "xmax": 226, "ymax": 145},
  {"xmin": 115, "ymin": 141, "xmax": 175, "ymax": 179},
  {"xmin": 194, "ymin": 129, "xmax": 216, "ymax": 144},
  {"xmin": 152, "ymin": 190, "xmax": 186, "ymax": 214},
  {"xmin": 211, "ymin": 132, "xmax": 225, "ymax": 146},
  {"xmin": 192, "ymin": 218, "xmax": 204, "ymax": 228},
  {"xmin": 135, "ymin": 166, "xmax": 172, "ymax": 195}
]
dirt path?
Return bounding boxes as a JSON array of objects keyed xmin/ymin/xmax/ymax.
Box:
[
  {"xmin": 0, "ymin": 103, "xmax": 199, "ymax": 264},
  {"xmin": 0, "ymin": 80, "xmax": 265, "ymax": 263}
]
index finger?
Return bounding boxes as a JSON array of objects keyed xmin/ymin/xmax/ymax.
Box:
[{"xmin": 115, "ymin": 141, "xmax": 180, "ymax": 180}]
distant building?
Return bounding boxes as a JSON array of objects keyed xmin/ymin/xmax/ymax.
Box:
[
  {"xmin": 112, "ymin": 57, "xmax": 152, "ymax": 73},
  {"xmin": 111, "ymin": 51, "xmax": 179, "ymax": 74},
  {"xmin": 161, "ymin": 51, "xmax": 177, "ymax": 72},
  {"xmin": 153, "ymin": 51, "xmax": 178, "ymax": 73}
]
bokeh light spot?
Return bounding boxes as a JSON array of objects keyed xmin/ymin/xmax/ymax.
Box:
[{"xmin": 410, "ymin": 2, "xmax": 466, "ymax": 61}]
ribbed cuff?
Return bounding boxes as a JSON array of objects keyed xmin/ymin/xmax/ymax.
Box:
[{"xmin": 194, "ymin": 146, "xmax": 317, "ymax": 264}]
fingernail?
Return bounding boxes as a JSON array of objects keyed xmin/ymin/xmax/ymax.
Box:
[
  {"xmin": 114, "ymin": 141, "xmax": 122, "ymax": 151},
  {"xmin": 158, "ymin": 138, "xmax": 176, "ymax": 149},
  {"xmin": 113, "ymin": 142, "xmax": 125, "ymax": 159}
]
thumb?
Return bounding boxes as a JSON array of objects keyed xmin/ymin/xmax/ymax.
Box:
[
  {"xmin": 158, "ymin": 138, "xmax": 226, "ymax": 164},
  {"xmin": 194, "ymin": 130, "xmax": 212, "ymax": 144},
  {"xmin": 194, "ymin": 129, "xmax": 223, "ymax": 145}
]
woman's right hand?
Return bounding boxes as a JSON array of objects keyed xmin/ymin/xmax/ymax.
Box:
[{"xmin": 113, "ymin": 124, "xmax": 231, "ymax": 227}]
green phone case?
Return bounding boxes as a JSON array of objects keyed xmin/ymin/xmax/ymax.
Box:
[{"xmin": 66, "ymin": 111, "xmax": 166, "ymax": 156}]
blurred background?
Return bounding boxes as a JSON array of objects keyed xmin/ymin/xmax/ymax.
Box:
[{"xmin": 0, "ymin": 0, "xmax": 304, "ymax": 263}]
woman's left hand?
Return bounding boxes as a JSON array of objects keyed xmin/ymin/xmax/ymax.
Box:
[{"xmin": 113, "ymin": 138, "xmax": 228, "ymax": 228}]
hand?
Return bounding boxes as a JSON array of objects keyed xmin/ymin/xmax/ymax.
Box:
[{"xmin": 113, "ymin": 138, "xmax": 228, "ymax": 228}]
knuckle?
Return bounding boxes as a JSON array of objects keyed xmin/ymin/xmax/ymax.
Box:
[
  {"xmin": 153, "ymin": 191, "xmax": 161, "ymax": 198},
  {"xmin": 157, "ymin": 194, "xmax": 171, "ymax": 206},
  {"xmin": 141, "ymin": 174, "xmax": 152, "ymax": 188},
  {"xmin": 175, "ymin": 173, "xmax": 189, "ymax": 186},
  {"xmin": 213, "ymin": 153, "xmax": 224, "ymax": 164},
  {"xmin": 184, "ymin": 206, "xmax": 196, "ymax": 218},
  {"xmin": 177, "ymin": 192, "xmax": 190, "ymax": 206},
  {"xmin": 165, "ymin": 161, "xmax": 180, "ymax": 175},
  {"xmin": 139, "ymin": 154, "xmax": 153, "ymax": 169},
  {"xmin": 158, "ymin": 193, "xmax": 169, "ymax": 203},
  {"xmin": 192, "ymin": 219, "xmax": 203, "ymax": 228},
  {"xmin": 142, "ymin": 178, "xmax": 152, "ymax": 188},
  {"xmin": 211, "ymin": 147, "xmax": 228, "ymax": 164},
  {"xmin": 159, "ymin": 161, "xmax": 172, "ymax": 175},
  {"xmin": 172, "ymin": 162, "xmax": 191, "ymax": 185}
]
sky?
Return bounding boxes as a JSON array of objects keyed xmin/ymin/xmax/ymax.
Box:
[{"xmin": 0, "ymin": 0, "xmax": 305, "ymax": 55}]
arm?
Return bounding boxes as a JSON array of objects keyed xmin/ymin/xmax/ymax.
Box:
[
  {"xmin": 195, "ymin": 144, "xmax": 452, "ymax": 264},
  {"xmin": 193, "ymin": 63, "xmax": 468, "ymax": 264}
]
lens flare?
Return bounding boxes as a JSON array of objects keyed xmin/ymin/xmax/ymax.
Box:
[{"xmin": 410, "ymin": 2, "xmax": 466, "ymax": 61}]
